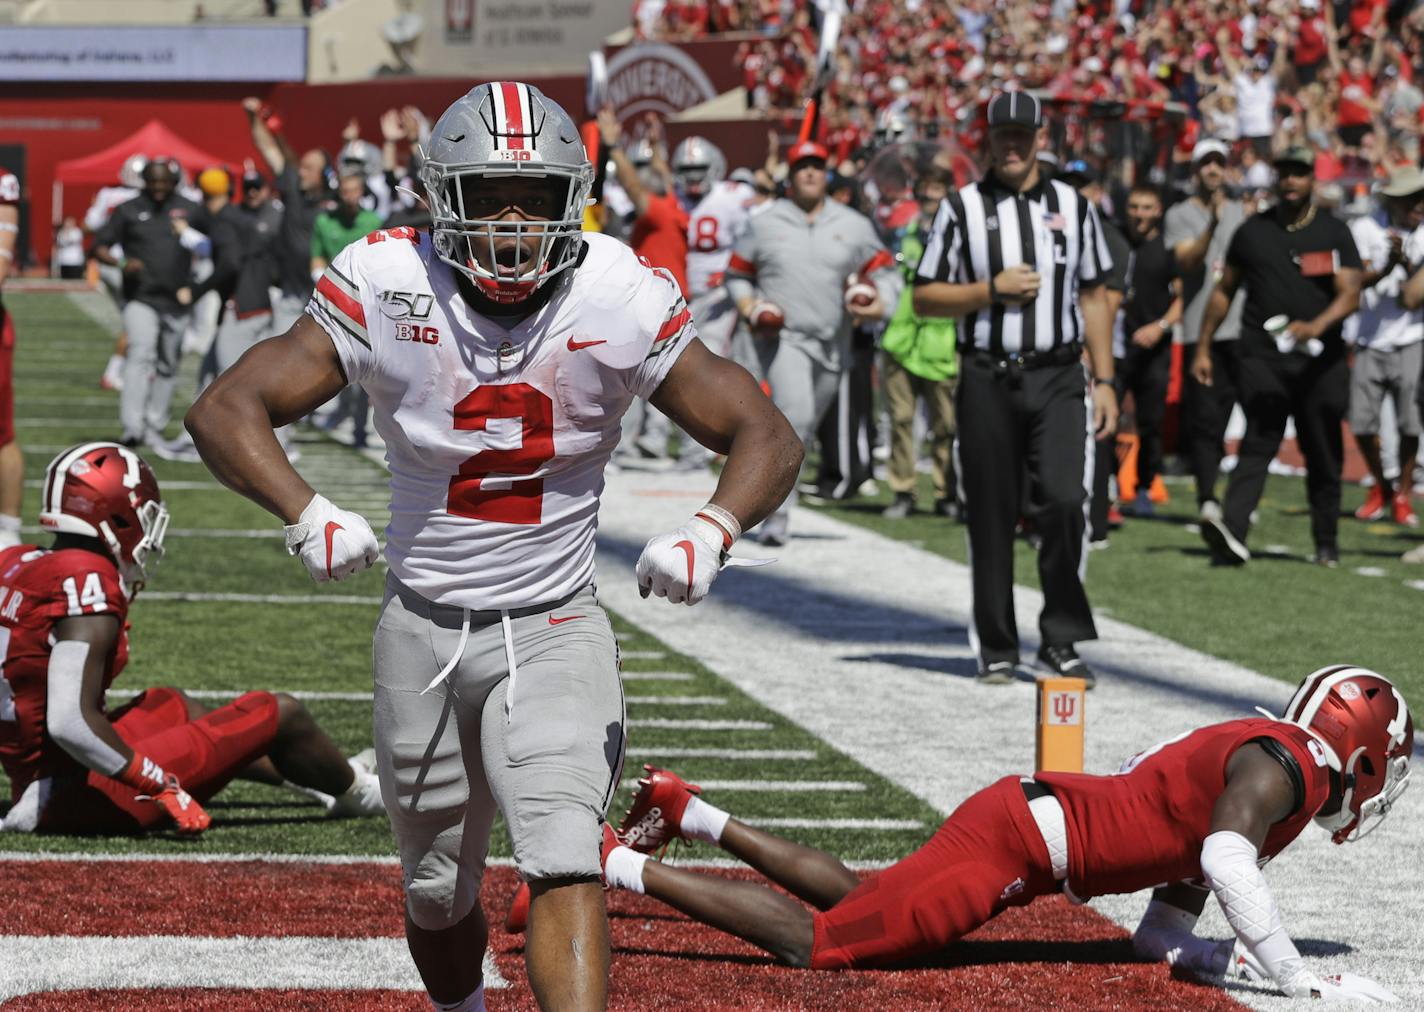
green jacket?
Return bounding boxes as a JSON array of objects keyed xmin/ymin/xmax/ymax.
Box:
[
  {"xmin": 311, "ymin": 208, "xmax": 385, "ymax": 265},
  {"xmin": 881, "ymin": 219, "xmax": 958, "ymax": 381}
]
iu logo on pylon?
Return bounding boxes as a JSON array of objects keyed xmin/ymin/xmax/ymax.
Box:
[{"xmin": 1048, "ymin": 691, "xmax": 1081, "ymax": 726}]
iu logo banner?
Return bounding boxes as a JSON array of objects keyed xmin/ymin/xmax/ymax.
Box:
[
  {"xmin": 1046, "ymin": 690, "xmax": 1082, "ymax": 726},
  {"xmin": 446, "ymin": 0, "xmax": 474, "ymax": 43}
]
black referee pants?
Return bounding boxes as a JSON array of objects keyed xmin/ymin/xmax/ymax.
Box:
[
  {"xmin": 1224, "ymin": 351, "xmax": 1349, "ymax": 551},
  {"xmin": 957, "ymin": 356, "xmax": 1098, "ymax": 665},
  {"xmin": 1180, "ymin": 340, "xmax": 1241, "ymax": 507},
  {"xmin": 1117, "ymin": 340, "xmax": 1172, "ymax": 493}
]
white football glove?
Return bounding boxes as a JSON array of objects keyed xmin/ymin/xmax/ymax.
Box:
[
  {"xmin": 283, "ymin": 493, "xmax": 380, "ymax": 583},
  {"xmin": 636, "ymin": 517, "xmax": 725, "ymax": 606}
]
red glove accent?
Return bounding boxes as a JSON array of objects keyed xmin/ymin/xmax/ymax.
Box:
[
  {"xmin": 117, "ymin": 751, "xmax": 168, "ymax": 795},
  {"xmin": 119, "ymin": 753, "xmax": 211, "ymax": 834}
]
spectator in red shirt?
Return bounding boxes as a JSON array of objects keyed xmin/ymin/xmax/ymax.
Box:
[
  {"xmin": 599, "ymin": 109, "xmax": 691, "ymax": 297},
  {"xmin": 1334, "ymin": 40, "xmax": 1385, "ymax": 152},
  {"xmin": 1293, "ymin": 0, "xmax": 1331, "ymax": 86}
]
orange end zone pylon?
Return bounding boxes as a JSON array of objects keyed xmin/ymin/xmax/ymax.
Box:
[{"xmin": 1036, "ymin": 676, "xmax": 1086, "ymax": 773}]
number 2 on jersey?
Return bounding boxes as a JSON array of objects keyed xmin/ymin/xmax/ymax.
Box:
[{"xmin": 447, "ymin": 382, "xmax": 555, "ymax": 525}]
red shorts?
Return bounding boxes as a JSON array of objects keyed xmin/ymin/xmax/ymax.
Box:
[
  {"xmin": 810, "ymin": 776, "xmax": 1058, "ymax": 969},
  {"xmin": 0, "ymin": 306, "xmax": 13, "ymax": 445},
  {"xmin": 39, "ymin": 687, "xmax": 279, "ymax": 833}
]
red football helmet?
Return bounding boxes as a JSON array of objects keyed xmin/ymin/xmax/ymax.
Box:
[
  {"xmin": 1282, "ymin": 666, "xmax": 1414, "ymax": 844},
  {"xmin": 38, "ymin": 442, "xmax": 169, "ymax": 594}
]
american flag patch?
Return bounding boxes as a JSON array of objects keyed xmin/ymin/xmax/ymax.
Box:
[{"xmin": 1044, "ymin": 213, "xmax": 1066, "ymax": 231}]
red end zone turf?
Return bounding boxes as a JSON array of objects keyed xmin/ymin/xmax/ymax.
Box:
[{"xmin": 2, "ymin": 862, "xmax": 1250, "ymax": 1010}]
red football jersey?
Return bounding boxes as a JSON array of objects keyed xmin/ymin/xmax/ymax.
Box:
[
  {"xmin": 631, "ymin": 192, "xmax": 691, "ymax": 297},
  {"xmin": 0, "ymin": 545, "xmax": 130, "ymax": 798},
  {"xmin": 1036, "ymin": 718, "xmax": 1332, "ymax": 899}
]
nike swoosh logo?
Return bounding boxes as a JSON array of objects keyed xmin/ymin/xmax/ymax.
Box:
[
  {"xmin": 323, "ymin": 521, "xmax": 344, "ymax": 579},
  {"xmin": 567, "ymin": 336, "xmax": 608, "ymax": 351},
  {"xmin": 548, "ymin": 614, "xmax": 582, "ymax": 625},
  {"xmin": 674, "ymin": 539, "xmax": 695, "ymax": 592}
]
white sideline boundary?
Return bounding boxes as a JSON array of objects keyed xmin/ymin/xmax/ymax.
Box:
[
  {"xmin": 627, "ymin": 747, "xmax": 818, "ymax": 760},
  {"xmin": 621, "ymin": 779, "xmax": 865, "ymax": 792}
]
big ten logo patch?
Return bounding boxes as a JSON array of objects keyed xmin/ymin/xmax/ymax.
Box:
[
  {"xmin": 1046, "ymin": 690, "xmax": 1082, "ymax": 726},
  {"xmin": 395, "ymin": 323, "xmax": 441, "ymax": 344}
]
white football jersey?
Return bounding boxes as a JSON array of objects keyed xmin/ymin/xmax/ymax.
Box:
[
  {"xmin": 307, "ymin": 230, "xmax": 696, "ymax": 610},
  {"xmin": 685, "ymin": 180, "xmax": 755, "ymax": 298}
]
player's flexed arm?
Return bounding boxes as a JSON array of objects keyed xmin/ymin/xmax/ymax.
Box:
[
  {"xmin": 185, "ymin": 314, "xmax": 379, "ymax": 582},
  {"xmin": 1133, "ymin": 744, "xmax": 1396, "ymax": 1002},
  {"xmin": 47, "ymin": 614, "xmax": 209, "ymax": 833},
  {"xmin": 634, "ymin": 339, "xmax": 803, "ymax": 604}
]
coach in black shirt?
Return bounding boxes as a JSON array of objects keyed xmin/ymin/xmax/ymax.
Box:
[
  {"xmin": 1193, "ymin": 146, "xmax": 1362, "ymax": 567},
  {"xmin": 914, "ymin": 92, "xmax": 1118, "ymax": 687},
  {"xmin": 92, "ymin": 160, "xmax": 207, "ymax": 446},
  {"xmin": 1116, "ymin": 183, "xmax": 1181, "ymax": 516}
]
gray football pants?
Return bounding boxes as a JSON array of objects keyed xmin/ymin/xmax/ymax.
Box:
[
  {"xmin": 373, "ymin": 575, "xmax": 626, "ymax": 931},
  {"xmin": 119, "ymin": 300, "xmax": 190, "ymax": 443}
]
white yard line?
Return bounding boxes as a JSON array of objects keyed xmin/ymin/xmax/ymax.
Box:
[
  {"xmin": 179, "ymin": 689, "xmax": 373, "ymax": 702},
  {"xmin": 142, "ymin": 592, "xmax": 381, "ymax": 606},
  {"xmin": 0, "ymin": 936, "xmax": 507, "ymax": 998},
  {"xmin": 619, "ymin": 671, "xmax": 693, "ymax": 681},
  {"xmin": 619, "ymin": 650, "xmax": 666, "ymax": 660},
  {"xmin": 742, "ymin": 817, "xmax": 921, "ymax": 830},
  {"xmin": 626, "ymin": 747, "xmax": 818, "ymax": 760},
  {"xmin": 621, "ymin": 779, "xmax": 864, "ymax": 792}
]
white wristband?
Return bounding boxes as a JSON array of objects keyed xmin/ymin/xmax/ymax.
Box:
[{"xmin": 694, "ymin": 503, "xmax": 741, "ymax": 546}]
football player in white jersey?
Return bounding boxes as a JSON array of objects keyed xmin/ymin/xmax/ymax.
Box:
[
  {"xmin": 186, "ymin": 81, "xmax": 801, "ymax": 1012},
  {"xmin": 678, "ymin": 138, "xmax": 756, "ymax": 362}
]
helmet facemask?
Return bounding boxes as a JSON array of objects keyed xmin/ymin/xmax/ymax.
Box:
[
  {"xmin": 424, "ymin": 163, "xmax": 590, "ymax": 304},
  {"xmin": 113, "ymin": 497, "xmax": 170, "ymax": 594}
]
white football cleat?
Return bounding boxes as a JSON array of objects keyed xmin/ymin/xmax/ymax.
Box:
[{"xmin": 326, "ymin": 748, "xmax": 385, "ymax": 818}]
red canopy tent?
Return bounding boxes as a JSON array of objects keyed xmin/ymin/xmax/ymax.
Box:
[{"xmin": 50, "ymin": 119, "xmax": 237, "ymax": 225}]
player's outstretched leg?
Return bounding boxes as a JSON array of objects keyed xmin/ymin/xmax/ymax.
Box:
[
  {"xmin": 621, "ymin": 765, "xmax": 860, "ymax": 910},
  {"xmin": 265, "ymin": 692, "xmax": 383, "ymax": 816}
]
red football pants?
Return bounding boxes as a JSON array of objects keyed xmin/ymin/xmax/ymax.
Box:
[
  {"xmin": 39, "ymin": 687, "xmax": 279, "ymax": 833},
  {"xmin": 810, "ymin": 776, "xmax": 1058, "ymax": 969}
]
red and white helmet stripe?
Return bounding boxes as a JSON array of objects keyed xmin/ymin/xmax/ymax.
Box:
[
  {"xmin": 1282, "ymin": 664, "xmax": 1384, "ymax": 768},
  {"xmin": 489, "ymin": 81, "xmax": 536, "ymax": 152}
]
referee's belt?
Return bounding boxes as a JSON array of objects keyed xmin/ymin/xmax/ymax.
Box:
[{"xmin": 970, "ymin": 343, "xmax": 1083, "ymax": 375}]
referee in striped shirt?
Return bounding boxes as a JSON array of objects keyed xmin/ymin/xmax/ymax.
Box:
[{"xmin": 913, "ymin": 92, "xmax": 1118, "ymax": 687}]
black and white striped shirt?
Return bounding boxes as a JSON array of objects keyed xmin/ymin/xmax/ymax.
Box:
[{"xmin": 915, "ymin": 175, "xmax": 1113, "ymax": 355}]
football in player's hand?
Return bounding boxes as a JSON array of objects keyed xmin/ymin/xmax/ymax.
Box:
[
  {"xmin": 748, "ymin": 300, "xmax": 785, "ymax": 336},
  {"xmin": 844, "ymin": 280, "xmax": 878, "ymax": 310}
]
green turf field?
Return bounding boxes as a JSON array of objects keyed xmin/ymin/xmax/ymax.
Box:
[
  {"xmin": 805, "ymin": 441, "xmax": 1424, "ymax": 704},
  {"xmin": 0, "ymin": 289, "xmax": 941, "ymax": 860}
]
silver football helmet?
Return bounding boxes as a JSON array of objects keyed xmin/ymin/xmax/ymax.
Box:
[
  {"xmin": 120, "ymin": 153, "xmax": 148, "ymax": 190},
  {"xmin": 420, "ymin": 81, "xmax": 593, "ymax": 303},
  {"xmin": 338, "ymin": 139, "xmax": 382, "ymax": 179},
  {"xmin": 671, "ymin": 136, "xmax": 726, "ymax": 199}
]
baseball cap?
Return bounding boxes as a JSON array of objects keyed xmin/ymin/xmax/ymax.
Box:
[
  {"xmin": 1060, "ymin": 159, "xmax": 1098, "ymax": 185},
  {"xmin": 1379, "ymin": 164, "xmax": 1424, "ymax": 197},
  {"xmin": 729, "ymin": 167, "xmax": 757, "ymax": 186},
  {"xmin": 197, "ymin": 167, "xmax": 231, "ymax": 197},
  {"xmin": 1272, "ymin": 145, "xmax": 1316, "ymax": 172},
  {"xmin": 786, "ymin": 140, "xmax": 829, "ymax": 166},
  {"xmin": 1191, "ymin": 138, "xmax": 1230, "ymax": 164},
  {"xmin": 986, "ymin": 91, "xmax": 1043, "ymax": 130}
]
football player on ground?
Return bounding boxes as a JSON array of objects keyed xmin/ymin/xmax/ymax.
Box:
[
  {"xmin": 575, "ymin": 668, "xmax": 1410, "ymax": 1003},
  {"xmin": 0, "ymin": 442, "xmax": 385, "ymax": 835},
  {"xmin": 185, "ymin": 82, "xmax": 802, "ymax": 1012}
]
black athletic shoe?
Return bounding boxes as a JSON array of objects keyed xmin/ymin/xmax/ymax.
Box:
[
  {"xmin": 1200, "ymin": 515, "xmax": 1250, "ymax": 566},
  {"xmin": 1037, "ymin": 644, "xmax": 1096, "ymax": 689},
  {"xmin": 1313, "ymin": 545, "xmax": 1340, "ymax": 569},
  {"xmin": 977, "ymin": 660, "xmax": 1016, "ymax": 686}
]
